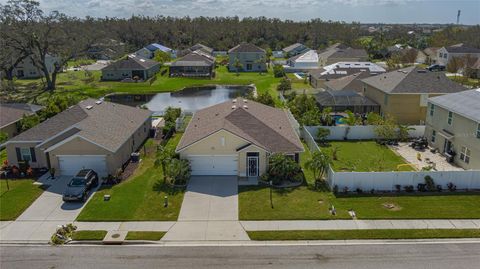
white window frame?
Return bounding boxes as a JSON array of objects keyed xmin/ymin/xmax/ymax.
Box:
[
  {"xmin": 431, "ymin": 130, "xmax": 436, "ymax": 143},
  {"xmin": 460, "ymin": 146, "xmax": 471, "ymax": 164},
  {"xmin": 20, "ymin": 148, "xmax": 32, "ymax": 162},
  {"xmin": 220, "ymin": 136, "xmax": 225, "ymax": 147},
  {"xmin": 429, "ymin": 103, "xmax": 435, "ymax": 117},
  {"xmin": 447, "ymin": 111, "xmax": 453, "ymax": 125}
]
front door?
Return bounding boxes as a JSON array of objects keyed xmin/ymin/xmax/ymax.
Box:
[
  {"xmin": 247, "ymin": 156, "xmax": 258, "ymax": 177},
  {"xmin": 444, "ymin": 139, "xmax": 452, "ymax": 153}
]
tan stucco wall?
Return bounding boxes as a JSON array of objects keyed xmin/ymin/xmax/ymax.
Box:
[
  {"xmin": 179, "ymin": 130, "xmax": 268, "ymax": 177},
  {"xmin": 364, "ymin": 84, "xmax": 443, "ymax": 125},
  {"xmin": 425, "ymin": 103, "xmax": 480, "ymax": 170},
  {"xmin": 237, "ymin": 144, "xmax": 268, "ymax": 177},
  {"xmin": 6, "ymin": 142, "xmax": 46, "ymax": 168}
]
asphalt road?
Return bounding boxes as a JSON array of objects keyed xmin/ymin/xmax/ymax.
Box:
[{"xmin": 1, "ymin": 241, "xmax": 480, "ymax": 269}]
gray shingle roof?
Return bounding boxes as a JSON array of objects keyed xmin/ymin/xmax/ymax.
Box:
[
  {"xmin": 329, "ymin": 48, "xmax": 368, "ymax": 59},
  {"xmin": 0, "ymin": 103, "xmax": 44, "ymax": 128},
  {"xmin": 170, "ymin": 51, "xmax": 214, "ymax": 67},
  {"xmin": 282, "ymin": 43, "xmax": 304, "ymax": 53},
  {"xmin": 362, "ymin": 66, "xmax": 468, "ymax": 94},
  {"xmin": 190, "ymin": 43, "xmax": 213, "ymax": 55},
  {"xmin": 102, "ymin": 55, "xmax": 159, "ymax": 71},
  {"xmin": 228, "ymin": 43, "xmax": 265, "ymax": 53},
  {"xmin": 428, "ymin": 89, "xmax": 480, "ymax": 123},
  {"xmin": 314, "ymin": 90, "xmax": 379, "ymax": 107},
  {"xmin": 177, "ymin": 99, "xmax": 304, "ymax": 153},
  {"xmin": 9, "ymin": 99, "xmax": 152, "ymax": 152},
  {"xmin": 445, "ymin": 44, "xmax": 480, "ymax": 54}
]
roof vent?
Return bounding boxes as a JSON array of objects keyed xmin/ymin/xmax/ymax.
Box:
[
  {"xmin": 232, "ymin": 105, "xmax": 236, "ymax": 109},
  {"xmin": 95, "ymin": 100, "xmax": 103, "ymax": 105},
  {"xmin": 243, "ymin": 99, "xmax": 248, "ymax": 103},
  {"xmin": 232, "ymin": 99, "xmax": 237, "ymax": 103},
  {"xmin": 243, "ymin": 105, "xmax": 248, "ymax": 109},
  {"xmin": 86, "ymin": 105, "xmax": 93, "ymax": 110}
]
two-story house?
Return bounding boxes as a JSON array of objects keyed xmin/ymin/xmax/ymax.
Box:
[
  {"xmin": 228, "ymin": 43, "xmax": 266, "ymax": 73},
  {"xmin": 425, "ymin": 89, "xmax": 480, "ymax": 170},
  {"xmin": 13, "ymin": 54, "xmax": 59, "ymax": 79},
  {"xmin": 362, "ymin": 66, "xmax": 467, "ymax": 125},
  {"xmin": 437, "ymin": 43, "xmax": 480, "ymax": 67}
]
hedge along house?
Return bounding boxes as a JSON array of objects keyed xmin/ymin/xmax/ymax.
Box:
[
  {"xmin": 169, "ymin": 50, "xmax": 215, "ymax": 78},
  {"xmin": 176, "ymin": 98, "xmax": 304, "ymax": 181},
  {"xmin": 228, "ymin": 43, "xmax": 267, "ymax": 73},
  {"xmin": 3, "ymin": 99, "xmax": 152, "ymax": 177},
  {"xmin": 362, "ymin": 66, "xmax": 467, "ymax": 125},
  {"xmin": 101, "ymin": 55, "xmax": 160, "ymax": 81}
]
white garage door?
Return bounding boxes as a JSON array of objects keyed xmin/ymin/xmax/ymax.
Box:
[
  {"xmin": 188, "ymin": 155, "xmax": 238, "ymax": 176},
  {"xmin": 58, "ymin": 155, "xmax": 107, "ymax": 177}
]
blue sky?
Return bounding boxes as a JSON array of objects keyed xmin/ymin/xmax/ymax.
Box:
[{"xmin": 4, "ymin": 0, "xmax": 480, "ymax": 24}]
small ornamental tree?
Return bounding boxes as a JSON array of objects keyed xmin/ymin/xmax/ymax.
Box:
[
  {"xmin": 316, "ymin": 128, "xmax": 330, "ymax": 145},
  {"xmin": 305, "ymin": 151, "xmax": 331, "ymax": 182}
]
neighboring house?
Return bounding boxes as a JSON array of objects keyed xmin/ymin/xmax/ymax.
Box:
[
  {"xmin": 425, "ymin": 89, "xmax": 480, "ymax": 170},
  {"xmin": 470, "ymin": 58, "xmax": 480, "ymax": 79},
  {"xmin": 228, "ymin": 43, "xmax": 267, "ymax": 72},
  {"xmin": 0, "ymin": 103, "xmax": 44, "ymax": 139},
  {"xmin": 282, "ymin": 43, "xmax": 309, "ymax": 57},
  {"xmin": 437, "ymin": 43, "xmax": 480, "ymax": 66},
  {"xmin": 13, "ymin": 54, "xmax": 59, "ymax": 79},
  {"xmin": 3, "ymin": 99, "xmax": 152, "ymax": 177},
  {"xmin": 318, "ymin": 44, "xmax": 368, "ymax": 66},
  {"xmin": 101, "ymin": 55, "xmax": 160, "ymax": 81},
  {"xmin": 325, "ymin": 72, "xmax": 373, "ymax": 94},
  {"xmin": 176, "ymin": 98, "xmax": 304, "ymax": 179},
  {"xmin": 284, "ymin": 50, "xmax": 319, "ymax": 72},
  {"xmin": 424, "ymin": 47, "xmax": 439, "ymax": 64},
  {"xmin": 87, "ymin": 38, "xmax": 126, "ymax": 60},
  {"xmin": 362, "ymin": 66, "xmax": 467, "ymax": 125},
  {"xmin": 309, "ymin": 62, "xmax": 386, "ymax": 89},
  {"xmin": 135, "ymin": 43, "xmax": 176, "ymax": 59},
  {"xmin": 189, "ymin": 44, "xmax": 214, "ymax": 55},
  {"xmin": 314, "ymin": 89, "xmax": 380, "ymax": 114},
  {"xmin": 169, "ymin": 50, "xmax": 215, "ymax": 77}
]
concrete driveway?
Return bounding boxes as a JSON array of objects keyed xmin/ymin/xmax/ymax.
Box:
[
  {"xmin": 0, "ymin": 175, "xmax": 99, "ymax": 243},
  {"xmin": 178, "ymin": 176, "xmax": 238, "ymax": 221},
  {"xmin": 163, "ymin": 176, "xmax": 249, "ymax": 241}
]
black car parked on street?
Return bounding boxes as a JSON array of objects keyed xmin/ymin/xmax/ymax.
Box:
[{"xmin": 62, "ymin": 169, "xmax": 99, "ymax": 202}]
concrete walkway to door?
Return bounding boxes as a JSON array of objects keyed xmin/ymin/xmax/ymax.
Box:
[{"xmin": 163, "ymin": 176, "xmax": 249, "ymax": 241}]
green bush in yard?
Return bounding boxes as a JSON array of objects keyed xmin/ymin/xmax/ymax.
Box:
[{"xmin": 267, "ymin": 153, "xmax": 302, "ymax": 185}]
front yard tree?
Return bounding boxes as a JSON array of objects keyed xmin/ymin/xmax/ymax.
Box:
[
  {"xmin": 305, "ymin": 151, "xmax": 331, "ymax": 182},
  {"xmin": 155, "ymin": 145, "xmax": 175, "ymax": 184},
  {"xmin": 277, "ymin": 77, "xmax": 291, "ymax": 93},
  {"xmin": 153, "ymin": 50, "xmax": 172, "ymax": 64}
]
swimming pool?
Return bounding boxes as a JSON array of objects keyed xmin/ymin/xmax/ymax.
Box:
[{"xmin": 333, "ymin": 115, "xmax": 345, "ymax": 125}]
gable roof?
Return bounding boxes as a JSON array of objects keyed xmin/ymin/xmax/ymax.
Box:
[
  {"xmin": 8, "ymin": 99, "xmax": 152, "ymax": 152},
  {"xmin": 428, "ymin": 89, "xmax": 480, "ymax": 123},
  {"xmin": 362, "ymin": 66, "xmax": 468, "ymax": 94},
  {"xmin": 310, "ymin": 62, "xmax": 386, "ymax": 80},
  {"xmin": 177, "ymin": 99, "xmax": 303, "ymax": 153},
  {"xmin": 190, "ymin": 43, "xmax": 213, "ymax": 55},
  {"xmin": 289, "ymin": 49, "xmax": 318, "ymax": 63},
  {"xmin": 170, "ymin": 51, "xmax": 215, "ymax": 67},
  {"xmin": 146, "ymin": 43, "xmax": 172, "ymax": 53},
  {"xmin": 329, "ymin": 47, "xmax": 368, "ymax": 59},
  {"xmin": 228, "ymin": 43, "xmax": 265, "ymax": 53},
  {"xmin": 102, "ymin": 55, "xmax": 159, "ymax": 71},
  {"xmin": 444, "ymin": 43, "xmax": 480, "ymax": 54},
  {"xmin": 314, "ymin": 90, "xmax": 379, "ymax": 107},
  {"xmin": 0, "ymin": 103, "xmax": 44, "ymax": 128},
  {"xmin": 282, "ymin": 43, "xmax": 306, "ymax": 53},
  {"xmin": 324, "ymin": 72, "xmax": 370, "ymax": 91}
]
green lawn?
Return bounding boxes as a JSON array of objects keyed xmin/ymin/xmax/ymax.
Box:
[
  {"xmin": 10, "ymin": 66, "xmax": 282, "ymax": 105},
  {"xmin": 0, "ymin": 179, "xmax": 45, "ymax": 220},
  {"xmin": 248, "ymin": 229, "xmax": 480, "ymax": 241},
  {"xmin": 71, "ymin": 230, "xmax": 107, "ymax": 241},
  {"xmin": 76, "ymin": 134, "xmax": 185, "ymax": 221},
  {"xmin": 286, "ymin": 73, "xmax": 313, "ymax": 92},
  {"xmin": 125, "ymin": 231, "xmax": 165, "ymax": 241},
  {"xmin": 319, "ymin": 141, "xmax": 414, "ymax": 172}
]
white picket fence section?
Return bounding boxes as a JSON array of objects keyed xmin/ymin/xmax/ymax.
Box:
[
  {"xmin": 300, "ymin": 126, "xmax": 480, "ymax": 191},
  {"xmin": 304, "ymin": 125, "xmax": 426, "ymax": 141}
]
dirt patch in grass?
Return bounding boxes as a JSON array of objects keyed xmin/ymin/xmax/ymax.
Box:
[{"xmin": 383, "ymin": 203, "xmax": 402, "ymax": 211}]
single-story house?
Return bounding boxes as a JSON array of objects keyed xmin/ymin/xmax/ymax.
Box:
[
  {"xmin": 314, "ymin": 89, "xmax": 380, "ymax": 114},
  {"xmin": 3, "ymin": 99, "xmax": 152, "ymax": 177},
  {"xmin": 0, "ymin": 103, "xmax": 44, "ymax": 140},
  {"xmin": 169, "ymin": 50, "xmax": 215, "ymax": 77},
  {"xmin": 362, "ymin": 66, "xmax": 468, "ymax": 125},
  {"xmin": 176, "ymin": 98, "xmax": 304, "ymax": 178},
  {"xmin": 437, "ymin": 43, "xmax": 480, "ymax": 67},
  {"xmin": 101, "ymin": 55, "xmax": 160, "ymax": 81},
  {"xmin": 135, "ymin": 43, "xmax": 176, "ymax": 59},
  {"xmin": 284, "ymin": 50, "xmax": 319, "ymax": 72},
  {"xmin": 309, "ymin": 62, "xmax": 386, "ymax": 89},
  {"xmin": 228, "ymin": 43, "xmax": 267, "ymax": 72},
  {"xmin": 282, "ymin": 43, "xmax": 309, "ymax": 57}
]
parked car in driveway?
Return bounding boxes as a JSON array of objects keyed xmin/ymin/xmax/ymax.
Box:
[
  {"xmin": 63, "ymin": 169, "xmax": 99, "ymax": 202},
  {"xmin": 428, "ymin": 64, "xmax": 446, "ymax": 71}
]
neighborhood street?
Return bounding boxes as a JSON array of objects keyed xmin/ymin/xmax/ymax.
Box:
[{"xmin": 1, "ymin": 241, "xmax": 480, "ymax": 269}]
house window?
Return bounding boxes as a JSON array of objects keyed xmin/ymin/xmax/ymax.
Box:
[
  {"xmin": 384, "ymin": 95, "xmax": 388, "ymax": 105},
  {"xmin": 444, "ymin": 53, "xmax": 447, "ymax": 58},
  {"xmin": 20, "ymin": 148, "xmax": 32, "ymax": 162},
  {"xmin": 439, "ymin": 53, "xmax": 443, "ymax": 58},
  {"xmin": 431, "ymin": 130, "xmax": 436, "ymax": 143},
  {"xmin": 447, "ymin": 111, "xmax": 453, "ymax": 125},
  {"xmin": 460, "ymin": 146, "xmax": 471, "ymax": 163},
  {"xmin": 429, "ymin": 103, "xmax": 435, "ymax": 116},
  {"xmin": 477, "ymin": 123, "xmax": 480, "ymax": 139},
  {"xmin": 220, "ymin": 136, "xmax": 225, "ymax": 147}
]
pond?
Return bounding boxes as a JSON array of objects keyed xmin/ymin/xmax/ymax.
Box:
[{"xmin": 106, "ymin": 85, "xmax": 252, "ymax": 113}]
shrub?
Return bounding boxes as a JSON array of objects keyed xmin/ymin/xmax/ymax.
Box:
[
  {"xmin": 395, "ymin": 184, "xmax": 402, "ymax": 192},
  {"xmin": 316, "ymin": 128, "xmax": 330, "ymax": 145},
  {"xmin": 356, "ymin": 188, "xmax": 363, "ymax": 194},
  {"xmin": 342, "ymin": 186, "xmax": 349, "ymax": 194},
  {"xmin": 404, "ymin": 185, "xmax": 414, "ymax": 192},
  {"xmin": 277, "ymin": 77, "xmax": 291, "ymax": 92},
  {"xmin": 273, "ymin": 65, "xmax": 285, "ymax": 77},
  {"xmin": 424, "ymin": 175, "xmax": 436, "ymax": 192},
  {"xmin": 333, "ymin": 185, "xmax": 339, "ymax": 195},
  {"xmin": 267, "ymin": 153, "xmax": 302, "ymax": 185},
  {"xmin": 417, "ymin": 183, "xmax": 427, "ymax": 192},
  {"xmin": 447, "ymin": 182, "xmax": 457, "ymax": 192}
]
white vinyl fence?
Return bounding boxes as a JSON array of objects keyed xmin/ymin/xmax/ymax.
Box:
[
  {"xmin": 300, "ymin": 126, "xmax": 480, "ymax": 192},
  {"xmin": 305, "ymin": 125, "xmax": 425, "ymax": 141}
]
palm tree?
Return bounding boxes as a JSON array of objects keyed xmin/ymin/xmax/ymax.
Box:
[
  {"xmin": 397, "ymin": 125, "xmax": 415, "ymax": 142},
  {"xmin": 305, "ymin": 151, "xmax": 331, "ymax": 182},
  {"xmin": 343, "ymin": 110, "xmax": 358, "ymax": 126},
  {"xmin": 155, "ymin": 145, "xmax": 175, "ymax": 184},
  {"xmin": 321, "ymin": 107, "xmax": 333, "ymax": 125}
]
